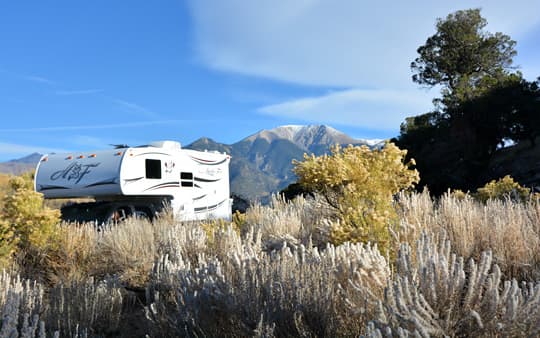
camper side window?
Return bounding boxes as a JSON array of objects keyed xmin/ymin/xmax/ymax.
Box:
[
  {"xmin": 146, "ymin": 159, "xmax": 162, "ymax": 179},
  {"xmin": 181, "ymin": 172, "xmax": 193, "ymax": 187}
]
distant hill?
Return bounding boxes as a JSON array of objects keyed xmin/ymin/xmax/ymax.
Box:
[
  {"xmin": 0, "ymin": 125, "xmax": 382, "ymax": 201},
  {"xmin": 0, "ymin": 152, "xmax": 41, "ymax": 175}
]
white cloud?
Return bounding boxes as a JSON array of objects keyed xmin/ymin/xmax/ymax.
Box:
[
  {"xmin": 0, "ymin": 122, "xmax": 153, "ymax": 133},
  {"xmin": 113, "ymin": 99, "xmax": 158, "ymax": 118},
  {"xmin": 189, "ymin": 1, "xmax": 540, "ymax": 132},
  {"xmin": 187, "ymin": 0, "xmax": 540, "ymax": 88},
  {"xmin": 0, "ymin": 120, "xmax": 214, "ymax": 133},
  {"xmin": 258, "ymin": 88, "xmax": 434, "ymax": 131},
  {"xmin": 71, "ymin": 135, "xmax": 108, "ymax": 148},
  {"xmin": 23, "ymin": 75, "xmax": 56, "ymax": 85},
  {"xmin": 56, "ymin": 89, "xmax": 104, "ymax": 95}
]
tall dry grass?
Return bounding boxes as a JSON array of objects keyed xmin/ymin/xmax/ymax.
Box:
[
  {"xmin": 243, "ymin": 194, "xmax": 334, "ymax": 248},
  {"xmin": 398, "ymin": 190, "xmax": 540, "ymax": 281},
  {"xmin": 1, "ymin": 192, "xmax": 539, "ymax": 336}
]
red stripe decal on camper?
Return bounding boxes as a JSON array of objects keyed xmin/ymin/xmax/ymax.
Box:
[
  {"xmin": 144, "ymin": 182, "xmax": 180, "ymax": 191},
  {"xmin": 194, "ymin": 199, "xmax": 227, "ymax": 212},
  {"xmin": 189, "ymin": 156, "xmax": 228, "ymax": 166},
  {"xmin": 135, "ymin": 152, "xmax": 172, "ymax": 157},
  {"xmin": 194, "ymin": 177, "xmax": 221, "ymax": 183}
]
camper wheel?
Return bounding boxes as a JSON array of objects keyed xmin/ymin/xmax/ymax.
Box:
[
  {"xmin": 109, "ymin": 206, "xmax": 132, "ymax": 223},
  {"xmin": 134, "ymin": 207, "xmax": 152, "ymax": 220}
]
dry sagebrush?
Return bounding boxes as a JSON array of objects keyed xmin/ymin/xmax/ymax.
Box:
[
  {"xmin": 0, "ymin": 270, "xmax": 125, "ymax": 337},
  {"xmin": 0, "ymin": 269, "xmax": 45, "ymax": 337},
  {"xmin": 1, "ymin": 191, "xmax": 540, "ymax": 336},
  {"xmin": 145, "ymin": 223, "xmax": 390, "ymax": 337},
  {"xmin": 45, "ymin": 277, "xmax": 124, "ymax": 337},
  {"xmin": 242, "ymin": 194, "xmax": 336, "ymax": 249},
  {"xmin": 367, "ymin": 232, "xmax": 540, "ymax": 337}
]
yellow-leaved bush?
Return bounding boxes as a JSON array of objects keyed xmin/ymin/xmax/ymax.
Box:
[
  {"xmin": 474, "ymin": 175, "xmax": 533, "ymax": 203},
  {"xmin": 0, "ymin": 173, "xmax": 60, "ymax": 267},
  {"xmin": 0, "ymin": 216, "xmax": 16, "ymax": 267},
  {"xmin": 293, "ymin": 143, "xmax": 419, "ymax": 249}
]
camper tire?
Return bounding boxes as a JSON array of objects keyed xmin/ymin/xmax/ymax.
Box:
[
  {"xmin": 133, "ymin": 208, "xmax": 152, "ymax": 221},
  {"xmin": 108, "ymin": 206, "xmax": 132, "ymax": 223}
]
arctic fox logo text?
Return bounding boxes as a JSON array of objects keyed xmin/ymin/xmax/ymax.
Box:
[{"xmin": 50, "ymin": 162, "xmax": 101, "ymax": 184}]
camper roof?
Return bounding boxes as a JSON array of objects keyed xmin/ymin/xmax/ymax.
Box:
[{"xmin": 147, "ymin": 140, "xmax": 182, "ymax": 149}]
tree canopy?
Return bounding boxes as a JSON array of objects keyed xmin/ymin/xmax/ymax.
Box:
[
  {"xmin": 396, "ymin": 8, "xmax": 540, "ymax": 195},
  {"xmin": 411, "ymin": 8, "xmax": 517, "ymax": 104}
]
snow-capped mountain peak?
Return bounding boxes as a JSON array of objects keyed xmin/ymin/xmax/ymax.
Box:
[{"xmin": 244, "ymin": 124, "xmax": 382, "ymax": 151}]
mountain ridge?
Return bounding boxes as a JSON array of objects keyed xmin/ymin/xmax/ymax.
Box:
[
  {"xmin": 186, "ymin": 125, "xmax": 383, "ymax": 200},
  {"xmin": 0, "ymin": 125, "xmax": 382, "ymax": 200},
  {"xmin": 0, "ymin": 153, "xmax": 42, "ymax": 175},
  {"xmin": 242, "ymin": 124, "xmax": 373, "ymax": 153}
]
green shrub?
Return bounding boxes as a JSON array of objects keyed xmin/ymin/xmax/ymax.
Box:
[
  {"xmin": 0, "ymin": 173, "xmax": 60, "ymax": 268},
  {"xmin": 200, "ymin": 217, "xmax": 240, "ymax": 247},
  {"xmin": 448, "ymin": 189, "xmax": 470, "ymax": 200},
  {"xmin": 474, "ymin": 175, "xmax": 532, "ymax": 202},
  {"xmin": 0, "ymin": 219, "xmax": 17, "ymax": 268},
  {"xmin": 293, "ymin": 143, "xmax": 419, "ymax": 249}
]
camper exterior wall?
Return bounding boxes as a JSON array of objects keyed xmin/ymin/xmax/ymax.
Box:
[
  {"xmin": 35, "ymin": 149, "xmax": 124, "ymax": 198},
  {"xmin": 119, "ymin": 147, "xmax": 184, "ymax": 197},
  {"xmin": 181, "ymin": 149, "xmax": 231, "ymax": 220},
  {"xmin": 35, "ymin": 142, "xmax": 232, "ymax": 221}
]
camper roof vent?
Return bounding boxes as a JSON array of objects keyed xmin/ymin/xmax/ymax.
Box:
[{"xmin": 149, "ymin": 140, "xmax": 182, "ymax": 149}]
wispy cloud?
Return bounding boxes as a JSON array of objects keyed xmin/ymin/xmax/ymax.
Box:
[
  {"xmin": 23, "ymin": 75, "xmax": 56, "ymax": 85},
  {"xmin": 188, "ymin": 0, "xmax": 540, "ymax": 88},
  {"xmin": 70, "ymin": 135, "xmax": 108, "ymax": 148},
  {"xmin": 56, "ymin": 89, "xmax": 104, "ymax": 95},
  {"xmin": 188, "ymin": 1, "xmax": 540, "ymax": 132},
  {"xmin": 0, "ymin": 120, "xmax": 222, "ymax": 133},
  {"xmin": 258, "ymin": 88, "xmax": 434, "ymax": 131},
  {"xmin": 113, "ymin": 99, "xmax": 158, "ymax": 118}
]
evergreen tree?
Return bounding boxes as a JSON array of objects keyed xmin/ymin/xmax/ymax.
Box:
[{"xmin": 397, "ymin": 9, "xmax": 540, "ymax": 194}]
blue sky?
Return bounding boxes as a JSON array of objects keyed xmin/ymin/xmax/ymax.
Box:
[{"xmin": 1, "ymin": 1, "xmax": 539, "ymax": 161}]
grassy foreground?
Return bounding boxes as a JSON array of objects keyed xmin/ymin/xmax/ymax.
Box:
[{"xmin": 1, "ymin": 192, "xmax": 540, "ymax": 337}]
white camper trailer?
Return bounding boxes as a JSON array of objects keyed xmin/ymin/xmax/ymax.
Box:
[{"xmin": 34, "ymin": 141, "xmax": 232, "ymax": 223}]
